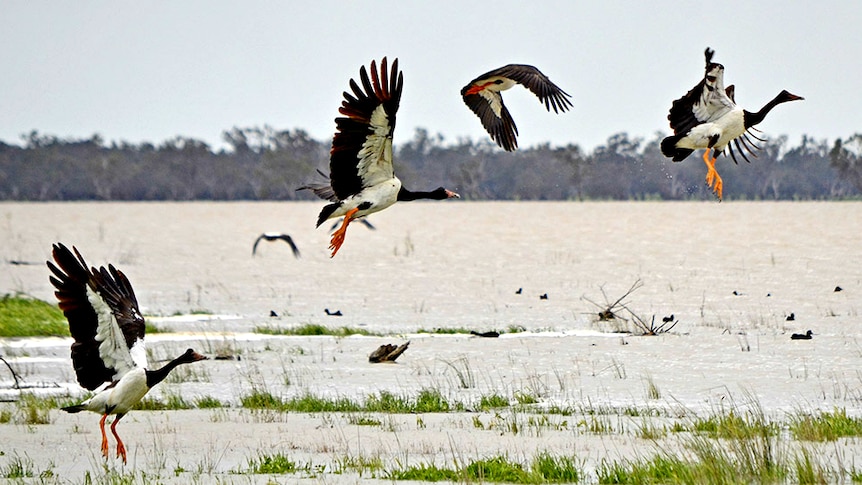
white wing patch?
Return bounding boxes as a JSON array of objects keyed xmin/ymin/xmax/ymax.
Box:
[
  {"xmin": 694, "ymin": 67, "xmax": 735, "ymax": 123},
  {"xmin": 356, "ymin": 104, "xmax": 395, "ymax": 188},
  {"xmin": 88, "ymin": 286, "xmax": 137, "ymax": 379},
  {"xmin": 128, "ymin": 338, "xmax": 148, "ymax": 369},
  {"xmin": 479, "ymin": 90, "xmax": 505, "ymax": 118}
]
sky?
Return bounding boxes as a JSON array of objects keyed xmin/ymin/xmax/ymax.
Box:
[{"xmin": 1, "ymin": 1, "xmax": 859, "ymax": 153}]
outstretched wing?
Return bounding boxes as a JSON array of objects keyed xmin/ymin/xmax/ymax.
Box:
[
  {"xmin": 461, "ymin": 80, "xmax": 518, "ymax": 151},
  {"xmin": 47, "ymin": 243, "xmax": 146, "ymax": 390},
  {"xmin": 329, "ymin": 57, "xmax": 403, "ymax": 201},
  {"xmin": 461, "ymin": 64, "xmax": 572, "ymax": 151},
  {"xmin": 296, "ymin": 169, "xmax": 339, "ymax": 202},
  {"xmin": 490, "ymin": 64, "xmax": 573, "ymax": 113},
  {"xmin": 667, "ymin": 48, "xmax": 735, "ymax": 136},
  {"xmin": 278, "ymin": 235, "xmax": 301, "ymax": 258}
]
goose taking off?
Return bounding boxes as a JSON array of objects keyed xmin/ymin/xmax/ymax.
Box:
[
  {"xmin": 47, "ymin": 243, "xmax": 207, "ymax": 463},
  {"xmin": 252, "ymin": 232, "xmax": 300, "ymax": 258},
  {"xmin": 299, "ymin": 57, "xmax": 460, "ymax": 257},
  {"xmin": 461, "ymin": 64, "xmax": 573, "ymax": 151},
  {"xmin": 661, "ymin": 48, "xmax": 803, "ymax": 200}
]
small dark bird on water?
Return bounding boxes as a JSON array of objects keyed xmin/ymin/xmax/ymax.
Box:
[
  {"xmin": 835, "ymin": 286, "xmax": 843, "ymax": 292},
  {"xmin": 325, "ymin": 309, "xmax": 343, "ymax": 316},
  {"xmin": 539, "ymin": 293, "xmax": 548, "ymax": 300},
  {"xmin": 662, "ymin": 314, "xmax": 675, "ymax": 323},
  {"xmin": 790, "ymin": 330, "xmax": 813, "ymax": 340},
  {"xmin": 269, "ymin": 310, "xmax": 278, "ymax": 317},
  {"xmin": 786, "ymin": 313, "xmax": 795, "ymax": 321},
  {"xmin": 515, "ymin": 288, "xmax": 522, "ymax": 295},
  {"xmin": 470, "ymin": 330, "xmax": 500, "ymax": 338},
  {"xmin": 252, "ymin": 233, "xmax": 300, "ymax": 258}
]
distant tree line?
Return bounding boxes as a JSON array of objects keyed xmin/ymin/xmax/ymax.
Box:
[{"xmin": 0, "ymin": 127, "xmax": 860, "ymax": 201}]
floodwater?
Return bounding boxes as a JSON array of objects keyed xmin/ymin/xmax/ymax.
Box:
[{"xmin": 1, "ymin": 201, "xmax": 861, "ymax": 482}]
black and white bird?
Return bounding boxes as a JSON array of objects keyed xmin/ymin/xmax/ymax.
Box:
[
  {"xmin": 299, "ymin": 57, "xmax": 460, "ymax": 257},
  {"xmin": 252, "ymin": 232, "xmax": 300, "ymax": 258},
  {"xmin": 47, "ymin": 243, "xmax": 207, "ymax": 463},
  {"xmin": 461, "ymin": 64, "xmax": 573, "ymax": 151},
  {"xmin": 661, "ymin": 48, "xmax": 803, "ymax": 200}
]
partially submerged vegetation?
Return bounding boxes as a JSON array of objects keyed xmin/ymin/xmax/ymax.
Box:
[
  {"xmin": 253, "ymin": 323, "xmax": 377, "ymax": 337},
  {"xmin": 240, "ymin": 388, "xmax": 460, "ymax": 414},
  {"xmin": 6, "ymin": 387, "xmax": 862, "ymax": 483}
]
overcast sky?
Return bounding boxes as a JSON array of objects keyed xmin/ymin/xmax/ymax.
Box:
[{"xmin": 1, "ymin": 1, "xmax": 859, "ymax": 152}]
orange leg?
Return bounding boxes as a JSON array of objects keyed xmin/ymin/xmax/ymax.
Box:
[
  {"xmin": 99, "ymin": 414, "xmax": 110, "ymax": 459},
  {"xmin": 110, "ymin": 414, "xmax": 127, "ymax": 464},
  {"xmin": 329, "ymin": 207, "xmax": 359, "ymax": 258},
  {"xmin": 702, "ymin": 148, "xmax": 723, "ymax": 201}
]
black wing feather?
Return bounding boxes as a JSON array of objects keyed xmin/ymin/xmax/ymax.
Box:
[
  {"xmin": 461, "ymin": 64, "xmax": 571, "ymax": 151},
  {"xmin": 493, "ymin": 64, "xmax": 573, "ymax": 113},
  {"xmin": 47, "ymin": 244, "xmax": 110, "ymax": 390},
  {"xmin": 666, "ymin": 48, "xmax": 724, "ymax": 137},
  {"xmin": 328, "ymin": 57, "xmax": 402, "ymax": 201},
  {"xmin": 48, "ymin": 244, "xmax": 146, "ymax": 390},
  {"xmin": 462, "ymin": 91, "xmax": 518, "ymax": 151}
]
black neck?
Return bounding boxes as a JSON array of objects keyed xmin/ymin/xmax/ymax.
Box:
[
  {"xmin": 397, "ymin": 187, "xmax": 446, "ymax": 202},
  {"xmin": 145, "ymin": 354, "xmax": 191, "ymax": 388},
  {"xmin": 744, "ymin": 93, "xmax": 793, "ymax": 128}
]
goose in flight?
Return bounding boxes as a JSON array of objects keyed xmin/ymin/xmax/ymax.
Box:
[
  {"xmin": 299, "ymin": 57, "xmax": 459, "ymax": 257},
  {"xmin": 661, "ymin": 48, "xmax": 803, "ymax": 200},
  {"xmin": 47, "ymin": 243, "xmax": 207, "ymax": 463},
  {"xmin": 461, "ymin": 64, "xmax": 573, "ymax": 151},
  {"xmin": 252, "ymin": 232, "xmax": 300, "ymax": 258}
]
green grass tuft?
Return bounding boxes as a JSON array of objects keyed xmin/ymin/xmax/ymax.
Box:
[
  {"xmin": 240, "ymin": 390, "xmax": 283, "ymax": 410},
  {"xmin": 246, "ymin": 453, "xmax": 298, "ymax": 474},
  {"xmin": 790, "ymin": 408, "xmax": 862, "ymax": 441},
  {"xmin": 389, "ymin": 463, "xmax": 459, "ymax": 481},
  {"xmin": 416, "ymin": 327, "xmax": 473, "ymax": 334},
  {"xmin": 0, "ymin": 453, "xmax": 34, "ymax": 479},
  {"xmin": 194, "ymin": 396, "xmax": 226, "ymax": 409},
  {"xmin": 253, "ymin": 323, "xmax": 376, "ymax": 337},
  {"xmin": 13, "ymin": 393, "xmax": 57, "ymax": 425},
  {"xmin": 240, "ymin": 389, "xmax": 458, "ymax": 414},
  {"xmin": 464, "ymin": 456, "xmax": 532, "ymax": 483},
  {"xmin": 0, "ymin": 294, "xmax": 68, "ymax": 337},
  {"xmin": 691, "ymin": 409, "xmax": 776, "ymax": 440},
  {"xmin": 144, "ymin": 322, "xmax": 171, "ymax": 334},
  {"xmin": 531, "ymin": 452, "xmax": 581, "ymax": 482},
  {"xmin": 598, "ymin": 455, "xmax": 691, "ymax": 484},
  {"xmin": 135, "ymin": 394, "xmax": 193, "ymax": 410},
  {"xmin": 478, "ymin": 393, "xmax": 510, "ymax": 410}
]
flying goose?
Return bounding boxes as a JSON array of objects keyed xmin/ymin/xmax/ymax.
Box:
[{"xmin": 299, "ymin": 58, "xmax": 459, "ymax": 257}]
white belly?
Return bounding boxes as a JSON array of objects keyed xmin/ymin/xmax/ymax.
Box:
[
  {"xmin": 677, "ymin": 109, "xmax": 745, "ymax": 151},
  {"xmin": 331, "ymin": 178, "xmax": 402, "ymax": 220},
  {"xmin": 82, "ymin": 368, "xmax": 149, "ymax": 415}
]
